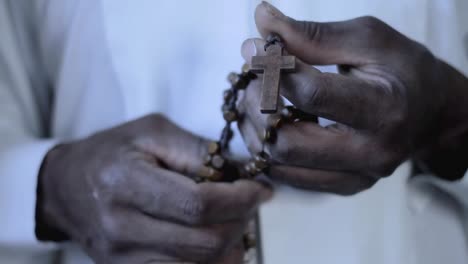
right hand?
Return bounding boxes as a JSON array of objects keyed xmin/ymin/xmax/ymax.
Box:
[
  {"xmin": 237, "ymin": 2, "xmax": 468, "ymax": 195},
  {"xmin": 36, "ymin": 114, "xmax": 272, "ymax": 264}
]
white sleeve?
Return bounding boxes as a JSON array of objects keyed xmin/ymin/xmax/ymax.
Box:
[{"xmin": 0, "ymin": 1, "xmax": 58, "ymax": 250}]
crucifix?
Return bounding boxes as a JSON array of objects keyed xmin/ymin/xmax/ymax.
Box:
[{"xmin": 249, "ymin": 34, "xmax": 296, "ymax": 114}]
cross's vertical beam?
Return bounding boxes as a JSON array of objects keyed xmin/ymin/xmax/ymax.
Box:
[{"xmin": 250, "ymin": 42, "xmax": 295, "ymax": 114}]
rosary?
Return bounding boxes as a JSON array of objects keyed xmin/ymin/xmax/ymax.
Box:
[{"xmin": 194, "ymin": 34, "xmax": 313, "ymax": 263}]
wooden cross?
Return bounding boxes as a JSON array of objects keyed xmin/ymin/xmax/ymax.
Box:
[{"xmin": 250, "ymin": 41, "xmax": 295, "ymax": 113}]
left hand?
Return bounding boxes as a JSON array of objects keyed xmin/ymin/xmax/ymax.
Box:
[{"xmin": 237, "ymin": 2, "xmax": 468, "ymax": 195}]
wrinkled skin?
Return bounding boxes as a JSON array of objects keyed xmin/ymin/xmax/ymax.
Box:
[
  {"xmin": 37, "ymin": 114, "xmax": 271, "ymax": 264},
  {"xmin": 238, "ymin": 2, "xmax": 468, "ymax": 195}
]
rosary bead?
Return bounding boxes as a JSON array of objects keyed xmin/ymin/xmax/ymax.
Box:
[
  {"xmin": 281, "ymin": 105, "xmax": 296, "ymax": 120},
  {"xmin": 223, "ymin": 89, "xmax": 233, "ymax": 101},
  {"xmin": 261, "ymin": 127, "xmax": 277, "ymax": 143},
  {"xmin": 223, "ymin": 110, "xmax": 238, "ymax": 122},
  {"xmin": 197, "ymin": 166, "xmax": 211, "ymax": 179},
  {"xmin": 203, "ymin": 155, "xmax": 212, "ymax": 166},
  {"xmin": 242, "ymin": 63, "xmax": 250, "ymax": 74},
  {"xmin": 228, "ymin": 72, "xmax": 240, "ymax": 85},
  {"xmin": 226, "ymin": 127, "xmax": 234, "ymax": 140},
  {"xmin": 193, "ymin": 176, "xmax": 204, "ymax": 183},
  {"xmin": 207, "ymin": 141, "xmax": 220, "ymax": 155},
  {"xmin": 244, "ymin": 162, "xmax": 257, "ymax": 177},
  {"xmin": 198, "ymin": 166, "xmax": 223, "ymax": 181},
  {"xmin": 253, "ymin": 154, "xmax": 269, "ymax": 171},
  {"xmin": 268, "ymin": 115, "xmax": 283, "ymax": 129},
  {"xmin": 208, "ymin": 169, "xmax": 223, "ymax": 181},
  {"xmin": 211, "ymin": 154, "xmax": 225, "ymax": 169},
  {"xmin": 294, "ymin": 108, "xmax": 318, "ymax": 122},
  {"xmin": 242, "ymin": 63, "xmax": 258, "ymax": 80}
]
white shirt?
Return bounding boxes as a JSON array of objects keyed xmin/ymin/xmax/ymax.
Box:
[{"xmin": 0, "ymin": 0, "xmax": 467, "ymax": 263}]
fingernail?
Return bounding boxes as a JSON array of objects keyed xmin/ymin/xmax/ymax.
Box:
[
  {"xmin": 241, "ymin": 39, "xmax": 257, "ymax": 62},
  {"xmin": 242, "ymin": 39, "xmax": 265, "ymax": 63},
  {"xmin": 261, "ymin": 1, "xmax": 287, "ymax": 21}
]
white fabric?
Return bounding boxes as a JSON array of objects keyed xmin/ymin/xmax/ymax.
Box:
[{"xmin": 0, "ymin": 0, "xmax": 467, "ymax": 263}]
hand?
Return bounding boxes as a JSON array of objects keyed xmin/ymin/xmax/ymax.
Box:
[
  {"xmin": 36, "ymin": 114, "xmax": 271, "ymax": 264},
  {"xmin": 238, "ymin": 2, "xmax": 468, "ymax": 195}
]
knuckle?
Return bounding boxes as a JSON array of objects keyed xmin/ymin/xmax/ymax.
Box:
[
  {"xmin": 96, "ymin": 165, "xmax": 127, "ymax": 201},
  {"xmin": 196, "ymin": 234, "xmax": 225, "ymax": 262},
  {"xmin": 301, "ymin": 76, "xmax": 323, "ymax": 108},
  {"xmin": 101, "ymin": 215, "xmax": 124, "ymax": 245},
  {"xmin": 181, "ymin": 187, "xmax": 208, "ymax": 225},
  {"xmin": 354, "ymin": 16, "xmax": 388, "ymax": 42},
  {"xmin": 291, "ymin": 19, "xmax": 321, "ymax": 42},
  {"xmin": 356, "ymin": 16, "xmax": 384, "ymax": 31},
  {"xmin": 183, "ymin": 232, "xmax": 225, "ymax": 263}
]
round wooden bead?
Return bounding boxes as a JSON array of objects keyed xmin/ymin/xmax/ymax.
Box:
[
  {"xmin": 223, "ymin": 110, "xmax": 238, "ymax": 122},
  {"xmin": 198, "ymin": 166, "xmax": 222, "ymax": 181},
  {"xmin": 203, "ymin": 155, "xmax": 212, "ymax": 166},
  {"xmin": 207, "ymin": 141, "xmax": 220, "ymax": 155},
  {"xmin": 268, "ymin": 116, "xmax": 283, "ymax": 129},
  {"xmin": 253, "ymin": 154, "xmax": 268, "ymax": 171},
  {"xmin": 222, "ymin": 104, "xmax": 231, "ymax": 112},
  {"xmin": 208, "ymin": 168, "xmax": 223, "ymax": 181},
  {"xmin": 242, "ymin": 63, "xmax": 250, "ymax": 74},
  {"xmin": 260, "ymin": 127, "xmax": 276, "ymax": 143},
  {"xmin": 281, "ymin": 106, "xmax": 296, "ymax": 120},
  {"xmin": 226, "ymin": 127, "xmax": 234, "ymax": 141},
  {"xmin": 227, "ymin": 72, "xmax": 240, "ymax": 85},
  {"xmin": 211, "ymin": 155, "xmax": 225, "ymax": 170},
  {"xmin": 223, "ymin": 89, "xmax": 233, "ymax": 101},
  {"xmin": 244, "ymin": 162, "xmax": 257, "ymax": 177},
  {"xmin": 241, "ymin": 63, "xmax": 257, "ymax": 80},
  {"xmin": 194, "ymin": 176, "xmax": 204, "ymax": 183}
]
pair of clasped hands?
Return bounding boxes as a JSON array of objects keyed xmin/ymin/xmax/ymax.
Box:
[{"xmin": 37, "ymin": 2, "xmax": 468, "ymax": 264}]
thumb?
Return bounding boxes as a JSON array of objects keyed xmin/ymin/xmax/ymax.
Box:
[{"xmin": 255, "ymin": 1, "xmax": 379, "ymax": 65}]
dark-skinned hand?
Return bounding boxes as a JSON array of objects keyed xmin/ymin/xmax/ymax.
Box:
[
  {"xmin": 36, "ymin": 114, "xmax": 272, "ymax": 264},
  {"xmin": 238, "ymin": 2, "xmax": 468, "ymax": 195}
]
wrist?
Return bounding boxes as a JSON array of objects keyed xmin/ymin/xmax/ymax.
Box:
[
  {"xmin": 413, "ymin": 60, "xmax": 468, "ymax": 180},
  {"xmin": 35, "ymin": 144, "xmax": 70, "ymax": 242}
]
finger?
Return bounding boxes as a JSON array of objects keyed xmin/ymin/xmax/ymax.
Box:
[
  {"xmin": 238, "ymin": 111, "xmax": 382, "ymax": 173},
  {"xmin": 120, "ymin": 161, "xmax": 272, "ymax": 225},
  {"xmin": 237, "ymin": 113, "xmax": 263, "ymax": 155},
  {"xmin": 254, "ymin": 1, "xmax": 398, "ymax": 65},
  {"xmin": 131, "ymin": 114, "xmax": 210, "ymax": 176},
  {"xmin": 240, "ymin": 114, "xmax": 403, "ymax": 177},
  {"xmin": 237, "ymin": 78, "xmax": 270, "ymax": 135},
  {"xmin": 269, "ymin": 165, "xmax": 377, "ymax": 195},
  {"xmin": 241, "ymin": 38, "xmax": 391, "ymax": 129},
  {"xmin": 104, "ymin": 211, "xmax": 247, "ymax": 263}
]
